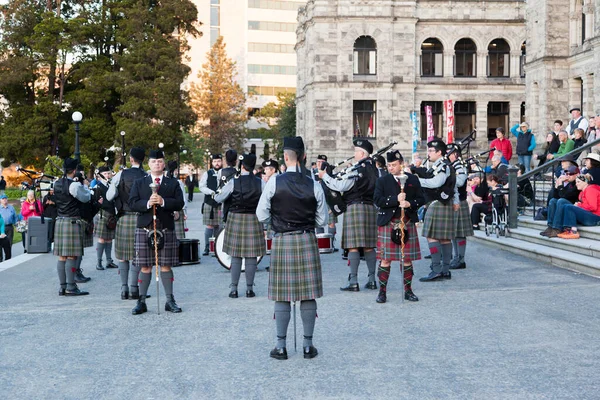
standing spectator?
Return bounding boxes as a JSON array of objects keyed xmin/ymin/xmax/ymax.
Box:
[
  {"xmin": 185, "ymin": 172, "xmax": 198, "ymax": 202},
  {"xmin": 511, "ymin": 122, "xmax": 536, "ymax": 172},
  {"xmin": 0, "ymin": 194, "xmax": 18, "ymax": 261},
  {"xmin": 533, "ymin": 132, "xmax": 560, "ymax": 167},
  {"xmin": 489, "ymin": 127, "xmax": 512, "ymax": 164},
  {"xmin": 42, "ymin": 189, "xmax": 58, "ymax": 243},
  {"xmin": 0, "ymin": 176, "xmax": 6, "ymax": 195},
  {"xmin": 20, "ymin": 190, "xmax": 43, "ymax": 251},
  {"xmin": 566, "ymin": 107, "xmax": 589, "ymax": 138}
]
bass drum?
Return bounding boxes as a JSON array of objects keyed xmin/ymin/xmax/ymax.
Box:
[{"xmin": 215, "ymin": 230, "xmax": 263, "ymax": 272}]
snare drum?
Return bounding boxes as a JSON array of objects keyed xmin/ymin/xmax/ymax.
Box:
[
  {"xmin": 208, "ymin": 236, "xmax": 216, "ymax": 256},
  {"xmin": 265, "ymin": 237, "xmax": 273, "ymax": 255},
  {"xmin": 178, "ymin": 238, "xmax": 200, "ymax": 265},
  {"xmin": 316, "ymin": 233, "xmax": 334, "ymax": 254},
  {"xmin": 215, "ymin": 230, "xmax": 263, "ymax": 271}
]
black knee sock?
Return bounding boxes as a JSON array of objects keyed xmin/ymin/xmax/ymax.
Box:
[
  {"xmin": 96, "ymin": 242, "xmax": 106, "ymax": 264},
  {"xmin": 274, "ymin": 301, "xmax": 291, "ymax": 348},
  {"xmin": 428, "ymin": 241, "xmax": 442, "ymax": 273},
  {"xmin": 119, "ymin": 260, "xmax": 130, "ymax": 287},
  {"xmin": 364, "ymin": 250, "xmax": 376, "ymax": 282},
  {"xmin": 348, "ymin": 251, "xmax": 360, "ymax": 284},
  {"xmin": 57, "ymin": 260, "xmax": 67, "ymax": 289},
  {"xmin": 139, "ymin": 272, "xmax": 152, "ymax": 298},
  {"xmin": 245, "ymin": 257, "xmax": 257, "ymax": 289},
  {"xmin": 230, "ymin": 257, "xmax": 242, "ymax": 290},
  {"xmin": 441, "ymin": 243, "xmax": 453, "ymax": 273},
  {"xmin": 161, "ymin": 270, "xmax": 174, "ymax": 297},
  {"xmin": 104, "ymin": 241, "xmax": 113, "ymax": 264},
  {"xmin": 300, "ymin": 300, "xmax": 317, "ymax": 347},
  {"xmin": 65, "ymin": 259, "xmax": 76, "ymax": 290}
]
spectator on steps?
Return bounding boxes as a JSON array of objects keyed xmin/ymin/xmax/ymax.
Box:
[
  {"xmin": 483, "ymin": 153, "xmax": 509, "ymax": 185},
  {"xmin": 572, "ymin": 128, "xmax": 586, "ymax": 150},
  {"xmin": 581, "ymin": 153, "xmax": 600, "ymax": 185},
  {"xmin": 546, "ymin": 130, "xmax": 574, "ymax": 162},
  {"xmin": 540, "ymin": 165, "xmax": 581, "ymax": 238},
  {"xmin": 540, "ymin": 174, "xmax": 600, "ymax": 239},
  {"xmin": 489, "ymin": 127, "xmax": 512, "ymax": 164},
  {"xmin": 511, "ymin": 122, "xmax": 536, "ymax": 172},
  {"xmin": 534, "ymin": 132, "xmax": 560, "ymax": 167}
]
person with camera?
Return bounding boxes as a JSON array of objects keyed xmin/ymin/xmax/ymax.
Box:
[
  {"xmin": 93, "ymin": 166, "xmax": 117, "ymax": 271},
  {"xmin": 373, "ymin": 150, "xmax": 424, "ymax": 303}
]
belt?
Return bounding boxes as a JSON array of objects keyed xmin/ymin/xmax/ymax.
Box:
[
  {"xmin": 273, "ymin": 230, "xmax": 312, "ymax": 237},
  {"xmin": 5, "ymin": 224, "xmax": 13, "ymax": 227}
]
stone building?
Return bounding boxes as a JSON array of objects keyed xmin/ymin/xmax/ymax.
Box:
[{"xmin": 296, "ymin": 0, "xmax": 599, "ymax": 161}]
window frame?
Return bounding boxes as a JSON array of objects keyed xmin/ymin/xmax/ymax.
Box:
[
  {"xmin": 421, "ymin": 39, "xmax": 444, "ymax": 77},
  {"xmin": 353, "ymin": 36, "xmax": 377, "ymax": 76},
  {"xmin": 353, "ymin": 100, "xmax": 377, "ymax": 138}
]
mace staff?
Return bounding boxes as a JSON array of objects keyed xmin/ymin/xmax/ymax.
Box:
[{"xmin": 150, "ymin": 182, "xmax": 161, "ymax": 315}]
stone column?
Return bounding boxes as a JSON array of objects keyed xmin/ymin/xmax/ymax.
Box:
[
  {"xmin": 444, "ymin": 51, "xmax": 453, "ymax": 78},
  {"xmin": 510, "ymin": 51, "xmax": 521, "ymax": 79},
  {"xmin": 477, "ymin": 52, "xmax": 487, "ymax": 78},
  {"xmin": 568, "ymin": 77, "xmax": 583, "ymax": 109},
  {"xmin": 475, "ymin": 100, "xmax": 488, "ymax": 148},
  {"xmin": 582, "ymin": 74, "xmax": 594, "ymax": 118}
]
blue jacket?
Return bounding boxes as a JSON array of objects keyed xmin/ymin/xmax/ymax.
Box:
[{"xmin": 510, "ymin": 124, "xmax": 536, "ymax": 155}]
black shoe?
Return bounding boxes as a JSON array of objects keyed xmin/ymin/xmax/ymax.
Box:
[
  {"xmin": 121, "ymin": 288, "xmax": 129, "ymax": 300},
  {"xmin": 246, "ymin": 290, "xmax": 255, "ymax": 298},
  {"xmin": 58, "ymin": 288, "xmax": 66, "ymax": 296},
  {"xmin": 106, "ymin": 262, "xmax": 118, "ymax": 269},
  {"xmin": 265, "ymin": 266, "xmax": 270, "ymax": 271},
  {"xmin": 449, "ymin": 262, "xmax": 466, "ymax": 270},
  {"xmin": 424, "ymin": 254, "xmax": 432, "ymax": 259},
  {"xmin": 419, "ymin": 272, "xmax": 443, "ymax": 282},
  {"xmin": 96, "ymin": 263, "xmax": 105, "ymax": 271},
  {"xmin": 376, "ymin": 291, "xmax": 387, "ymax": 303},
  {"xmin": 65, "ymin": 286, "xmax": 89, "ymax": 296},
  {"xmin": 129, "ymin": 288, "xmax": 150, "ymax": 300},
  {"xmin": 229, "ymin": 290, "xmax": 238, "ymax": 298},
  {"xmin": 333, "ymin": 248, "xmax": 339, "ymax": 252},
  {"xmin": 202, "ymin": 248, "xmax": 209, "ymax": 256},
  {"xmin": 303, "ymin": 345, "xmax": 318, "ymax": 359},
  {"xmin": 441, "ymin": 271, "xmax": 452, "ymax": 280},
  {"xmin": 364, "ymin": 281, "xmax": 377, "ymax": 290},
  {"xmin": 165, "ymin": 295, "xmax": 182, "ymax": 313},
  {"xmin": 269, "ymin": 347, "xmax": 288, "ymax": 360},
  {"xmin": 404, "ymin": 291, "xmax": 419, "ymax": 302},
  {"xmin": 132, "ymin": 300, "xmax": 147, "ymax": 315},
  {"xmin": 340, "ymin": 283, "xmax": 360, "ymax": 292},
  {"xmin": 74, "ymin": 268, "xmax": 91, "ymax": 283}
]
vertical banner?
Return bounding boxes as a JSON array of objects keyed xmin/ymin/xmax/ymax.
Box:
[
  {"xmin": 444, "ymin": 99, "xmax": 455, "ymax": 144},
  {"xmin": 410, "ymin": 111, "xmax": 419, "ymax": 161},
  {"xmin": 425, "ymin": 105, "xmax": 434, "ymax": 142}
]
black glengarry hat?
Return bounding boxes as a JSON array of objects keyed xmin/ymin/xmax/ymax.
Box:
[
  {"xmin": 446, "ymin": 143, "xmax": 461, "ymax": 156},
  {"xmin": 148, "ymin": 149, "xmax": 165, "ymax": 159},
  {"xmin": 262, "ymin": 159, "xmax": 279, "ymax": 170},
  {"xmin": 241, "ymin": 153, "xmax": 257, "ymax": 171},
  {"xmin": 427, "ymin": 139, "xmax": 447, "ymax": 154},
  {"xmin": 225, "ymin": 149, "xmax": 238, "ymax": 164},
  {"xmin": 211, "ymin": 153, "xmax": 222, "ymax": 160},
  {"xmin": 283, "ymin": 136, "xmax": 305, "ymax": 156},
  {"xmin": 63, "ymin": 157, "xmax": 78, "ymax": 171},
  {"xmin": 317, "ymin": 154, "xmax": 328, "ymax": 161},
  {"xmin": 97, "ymin": 166, "xmax": 110, "ymax": 173},
  {"xmin": 353, "ymin": 139, "xmax": 373, "ymax": 155},
  {"xmin": 386, "ymin": 150, "xmax": 403, "ymax": 163},
  {"xmin": 129, "ymin": 147, "xmax": 145, "ymax": 162}
]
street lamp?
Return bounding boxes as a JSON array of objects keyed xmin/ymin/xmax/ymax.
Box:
[
  {"xmin": 120, "ymin": 131, "xmax": 126, "ymax": 167},
  {"xmin": 72, "ymin": 111, "xmax": 83, "ymax": 162},
  {"xmin": 178, "ymin": 146, "xmax": 187, "ymax": 178}
]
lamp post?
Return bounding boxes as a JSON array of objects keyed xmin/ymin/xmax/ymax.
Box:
[
  {"xmin": 120, "ymin": 131, "xmax": 126, "ymax": 167},
  {"xmin": 72, "ymin": 111, "xmax": 83, "ymax": 162},
  {"xmin": 204, "ymin": 149, "xmax": 211, "ymax": 169}
]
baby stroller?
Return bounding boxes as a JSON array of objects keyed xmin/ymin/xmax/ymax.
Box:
[{"xmin": 485, "ymin": 187, "xmax": 510, "ymax": 238}]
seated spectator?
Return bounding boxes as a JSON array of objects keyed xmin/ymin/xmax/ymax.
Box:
[
  {"xmin": 511, "ymin": 122, "xmax": 536, "ymax": 172},
  {"xmin": 490, "ymin": 127, "xmax": 512, "ymax": 164},
  {"xmin": 467, "ymin": 173, "xmax": 487, "ymax": 210},
  {"xmin": 483, "ymin": 153, "xmax": 509, "ymax": 184},
  {"xmin": 572, "ymin": 128, "xmax": 586, "ymax": 150},
  {"xmin": 541, "ymin": 174, "xmax": 600, "ymax": 239},
  {"xmin": 534, "ymin": 132, "xmax": 560, "ymax": 167},
  {"xmin": 546, "ymin": 130, "xmax": 574, "ymax": 162},
  {"xmin": 540, "ymin": 165, "xmax": 580, "ymax": 237},
  {"xmin": 471, "ymin": 174, "xmax": 497, "ymax": 230},
  {"xmin": 516, "ymin": 164, "xmax": 533, "ymax": 209},
  {"xmin": 581, "ymin": 153, "xmax": 600, "ymax": 185}
]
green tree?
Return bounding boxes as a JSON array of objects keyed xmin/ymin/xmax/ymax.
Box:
[
  {"xmin": 255, "ymin": 91, "xmax": 296, "ymax": 159},
  {"xmin": 190, "ymin": 36, "xmax": 247, "ymax": 154}
]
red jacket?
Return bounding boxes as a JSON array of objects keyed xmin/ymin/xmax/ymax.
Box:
[
  {"xmin": 21, "ymin": 200, "xmax": 43, "ymax": 221},
  {"xmin": 490, "ymin": 138, "xmax": 513, "ymax": 162},
  {"xmin": 578, "ymin": 185, "xmax": 600, "ymax": 216}
]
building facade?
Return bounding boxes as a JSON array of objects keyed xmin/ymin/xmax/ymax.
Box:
[{"xmin": 296, "ymin": 0, "xmax": 599, "ymax": 161}]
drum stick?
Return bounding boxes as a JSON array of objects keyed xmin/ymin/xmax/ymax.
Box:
[{"xmin": 293, "ymin": 301, "xmax": 297, "ymax": 353}]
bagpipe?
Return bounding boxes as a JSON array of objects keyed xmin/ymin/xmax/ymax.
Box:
[
  {"xmin": 214, "ymin": 155, "xmax": 243, "ymax": 196},
  {"xmin": 319, "ymin": 141, "xmax": 398, "ymax": 217}
]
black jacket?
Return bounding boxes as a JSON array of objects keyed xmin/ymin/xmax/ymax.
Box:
[
  {"xmin": 553, "ymin": 180, "xmax": 580, "ymax": 204},
  {"xmin": 374, "ymin": 173, "xmax": 424, "ymax": 226},
  {"xmin": 129, "ymin": 175, "xmax": 185, "ymax": 230}
]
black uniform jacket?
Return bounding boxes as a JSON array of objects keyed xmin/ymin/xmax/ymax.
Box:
[
  {"xmin": 129, "ymin": 175, "xmax": 185, "ymax": 230},
  {"xmin": 374, "ymin": 173, "xmax": 424, "ymax": 226}
]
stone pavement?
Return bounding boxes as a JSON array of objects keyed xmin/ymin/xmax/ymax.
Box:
[{"xmin": 1, "ymin": 198, "xmax": 599, "ymax": 399}]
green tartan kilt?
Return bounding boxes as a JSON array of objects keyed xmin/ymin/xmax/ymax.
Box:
[
  {"xmin": 202, "ymin": 203, "xmax": 221, "ymax": 226},
  {"xmin": 421, "ymin": 200, "xmax": 456, "ymax": 240},
  {"xmin": 82, "ymin": 221, "xmax": 94, "ymax": 248},
  {"xmin": 268, "ymin": 232, "xmax": 323, "ymax": 302},
  {"xmin": 222, "ymin": 213, "xmax": 266, "ymax": 257},
  {"xmin": 53, "ymin": 218, "xmax": 84, "ymax": 257},
  {"xmin": 174, "ymin": 215, "xmax": 185, "ymax": 240},
  {"xmin": 455, "ymin": 200, "xmax": 474, "ymax": 238},
  {"xmin": 94, "ymin": 213, "xmax": 116, "ymax": 240},
  {"xmin": 341, "ymin": 203, "xmax": 377, "ymax": 249},
  {"xmin": 115, "ymin": 213, "xmax": 137, "ymax": 261}
]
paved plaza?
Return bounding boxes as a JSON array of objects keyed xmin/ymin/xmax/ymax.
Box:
[{"xmin": 1, "ymin": 200, "xmax": 599, "ymax": 399}]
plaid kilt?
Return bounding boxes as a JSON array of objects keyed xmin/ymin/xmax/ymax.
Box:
[
  {"xmin": 134, "ymin": 228, "xmax": 179, "ymax": 267},
  {"xmin": 268, "ymin": 232, "xmax": 323, "ymax": 302},
  {"xmin": 202, "ymin": 203, "xmax": 221, "ymax": 226},
  {"xmin": 341, "ymin": 203, "xmax": 377, "ymax": 249},
  {"xmin": 174, "ymin": 215, "xmax": 185, "ymax": 240},
  {"xmin": 115, "ymin": 213, "xmax": 137, "ymax": 260},
  {"xmin": 53, "ymin": 218, "xmax": 84, "ymax": 257},
  {"xmin": 328, "ymin": 209, "xmax": 338, "ymax": 225},
  {"xmin": 421, "ymin": 200, "xmax": 456, "ymax": 240},
  {"xmin": 377, "ymin": 218, "xmax": 421, "ymax": 262},
  {"xmin": 94, "ymin": 213, "xmax": 116, "ymax": 240},
  {"xmin": 222, "ymin": 212, "xmax": 266, "ymax": 257},
  {"xmin": 82, "ymin": 221, "xmax": 94, "ymax": 248},
  {"xmin": 455, "ymin": 200, "xmax": 474, "ymax": 238}
]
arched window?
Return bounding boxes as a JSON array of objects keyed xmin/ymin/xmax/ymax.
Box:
[
  {"xmin": 520, "ymin": 41, "xmax": 526, "ymax": 78},
  {"xmin": 353, "ymin": 36, "xmax": 377, "ymax": 75},
  {"xmin": 454, "ymin": 38, "xmax": 476, "ymax": 77},
  {"xmin": 421, "ymin": 38, "xmax": 443, "ymax": 77},
  {"xmin": 487, "ymin": 38, "xmax": 510, "ymax": 77}
]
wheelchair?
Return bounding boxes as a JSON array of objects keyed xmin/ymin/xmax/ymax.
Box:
[{"xmin": 485, "ymin": 187, "xmax": 510, "ymax": 238}]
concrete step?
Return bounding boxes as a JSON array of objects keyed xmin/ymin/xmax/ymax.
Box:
[
  {"xmin": 470, "ymin": 230, "xmax": 600, "ymax": 277},
  {"xmin": 508, "ymin": 226, "xmax": 600, "ymax": 258},
  {"xmin": 518, "ymin": 216, "xmax": 600, "ymax": 241}
]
